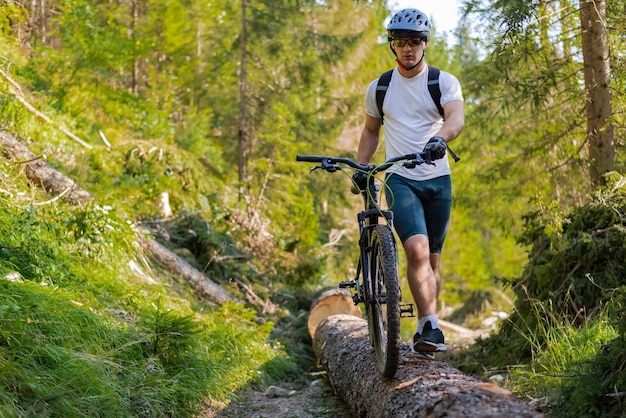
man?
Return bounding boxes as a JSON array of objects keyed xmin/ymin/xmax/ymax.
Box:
[{"xmin": 354, "ymin": 8, "xmax": 464, "ymax": 353}]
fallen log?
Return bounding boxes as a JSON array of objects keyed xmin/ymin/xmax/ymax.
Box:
[
  {"xmin": 307, "ymin": 287, "xmax": 362, "ymax": 338},
  {"xmin": 140, "ymin": 237, "xmax": 236, "ymax": 305},
  {"xmin": 313, "ymin": 315, "xmax": 542, "ymax": 418},
  {"xmin": 0, "ymin": 130, "xmax": 93, "ymax": 205}
]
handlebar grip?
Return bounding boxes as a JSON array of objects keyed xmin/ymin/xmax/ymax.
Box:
[{"xmin": 296, "ymin": 155, "xmax": 324, "ymax": 162}]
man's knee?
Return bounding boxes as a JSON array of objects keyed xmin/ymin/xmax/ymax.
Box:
[{"xmin": 403, "ymin": 234, "xmax": 430, "ymax": 263}]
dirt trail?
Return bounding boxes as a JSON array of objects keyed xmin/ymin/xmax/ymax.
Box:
[
  {"xmin": 205, "ymin": 322, "xmax": 490, "ymax": 418},
  {"xmin": 206, "ymin": 375, "xmax": 351, "ymax": 418}
]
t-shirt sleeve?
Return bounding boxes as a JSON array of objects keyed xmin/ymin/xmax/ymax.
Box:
[
  {"xmin": 365, "ymin": 79, "xmax": 381, "ymax": 118},
  {"xmin": 439, "ymin": 72, "xmax": 463, "ymax": 107}
]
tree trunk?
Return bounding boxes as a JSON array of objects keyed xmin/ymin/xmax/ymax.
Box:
[
  {"xmin": 237, "ymin": 0, "xmax": 248, "ymax": 199},
  {"xmin": 0, "ymin": 130, "xmax": 93, "ymax": 205},
  {"xmin": 130, "ymin": 0, "xmax": 141, "ymax": 96},
  {"xmin": 579, "ymin": 0, "xmax": 614, "ymax": 188},
  {"xmin": 313, "ymin": 315, "xmax": 542, "ymax": 418},
  {"xmin": 140, "ymin": 237, "xmax": 236, "ymax": 305}
]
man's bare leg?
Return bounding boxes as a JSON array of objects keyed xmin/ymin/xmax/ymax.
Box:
[{"xmin": 403, "ymin": 234, "xmax": 446, "ymax": 352}]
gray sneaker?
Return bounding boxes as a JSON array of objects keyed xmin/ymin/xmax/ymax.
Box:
[{"xmin": 413, "ymin": 321, "xmax": 447, "ymax": 353}]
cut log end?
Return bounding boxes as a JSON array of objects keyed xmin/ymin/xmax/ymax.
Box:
[{"xmin": 307, "ymin": 287, "xmax": 362, "ymax": 338}]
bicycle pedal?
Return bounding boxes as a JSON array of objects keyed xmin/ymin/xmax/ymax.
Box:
[
  {"xmin": 339, "ymin": 280, "xmax": 356, "ymax": 289},
  {"xmin": 400, "ymin": 303, "xmax": 415, "ymax": 318}
]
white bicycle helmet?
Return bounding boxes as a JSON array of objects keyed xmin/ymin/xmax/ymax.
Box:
[{"xmin": 387, "ymin": 8, "xmax": 431, "ymax": 41}]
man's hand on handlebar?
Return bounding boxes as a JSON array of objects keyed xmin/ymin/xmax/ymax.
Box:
[
  {"xmin": 351, "ymin": 171, "xmax": 368, "ymax": 194},
  {"xmin": 424, "ymin": 136, "xmax": 447, "ymax": 160}
]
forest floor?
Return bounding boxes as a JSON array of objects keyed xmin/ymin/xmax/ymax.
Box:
[
  {"xmin": 204, "ymin": 321, "xmax": 490, "ymax": 418},
  {"xmin": 206, "ymin": 376, "xmax": 352, "ymax": 418}
]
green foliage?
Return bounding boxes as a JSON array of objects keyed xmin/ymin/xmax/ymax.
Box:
[
  {"xmin": 441, "ymin": 204, "xmax": 523, "ymax": 307},
  {"xmin": 551, "ymin": 300, "xmax": 625, "ymax": 417},
  {"xmin": 461, "ymin": 297, "xmax": 623, "ymax": 416},
  {"xmin": 512, "ymin": 175, "xmax": 626, "ymax": 323},
  {"xmin": 459, "ymin": 0, "xmax": 626, "ymax": 207},
  {"xmin": 140, "ymin": 298, "xmax": 202, "ymax": 365},
  {"xmin": 0, "ymin": 3, "xmax": 28, "ymax": 40},
  {"xmin": 0, "ymin": 280, "xmax": 131, "ymax": 416},
  {"xmin": 494, "ymin": 302, "xmax": 618, "ymax": 417},
  {"xmin": 456, "ymin": 174, "xmax": 626, "ymax": 415},
  {"xmin": 3, "ymin": 0, "xmax": 393, "ymax": 297}
]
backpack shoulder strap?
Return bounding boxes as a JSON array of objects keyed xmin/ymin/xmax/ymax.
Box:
[
  {"xmin": 376, "ymin": 69, "xmax": 393, "ymax": 124},
  {"xmin": 376, "ymin": 66, "xmax": 444, "ymax": 122},
  {"xmin": 427, "ymin": 65, "xmax": 445, "ymax": 117}
]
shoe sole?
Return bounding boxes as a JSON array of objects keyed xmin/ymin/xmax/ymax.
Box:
[{"xmin": 413, "ymin": 340, "xmax": 447, "ymax": 353}]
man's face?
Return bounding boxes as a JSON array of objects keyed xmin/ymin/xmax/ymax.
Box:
[{"xmin": 391, "ymin": 38, "xmax": 428, "ymax": 68}]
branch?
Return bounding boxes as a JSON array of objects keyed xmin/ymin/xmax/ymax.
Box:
[
  {"xmin": 0, "ymin": 67, "xmax": 92, "ymax": 149},
  {"xmin": 32, "ymin": 186, "xmax": 72, "ymax": 206}
]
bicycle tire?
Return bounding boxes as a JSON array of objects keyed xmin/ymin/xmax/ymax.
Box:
[{"xmin": 367, "ymin": 224, "xmax": 401, "ymax": 378}]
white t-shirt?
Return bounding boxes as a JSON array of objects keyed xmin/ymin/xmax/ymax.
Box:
[{"xmin": 365, "ymin": 64, "xmax": 463, "ymax": 181}]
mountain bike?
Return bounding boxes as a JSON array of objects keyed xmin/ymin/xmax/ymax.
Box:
[{"xmin": 296, "ymin": 151, "xmax": 434, "ymax": 378}]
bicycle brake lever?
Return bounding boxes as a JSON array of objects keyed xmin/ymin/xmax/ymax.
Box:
[
  {"xmin": 320, "ymin": 159, "xmax": 340, "ymax": 173},
  {"xmin": 310, "ymin": 162, "xmax": 340, "ymax": 173}
]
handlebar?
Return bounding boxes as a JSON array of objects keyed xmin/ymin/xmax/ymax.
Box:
[{"xmin": 296, "ymin": 151, "xmax": 433, "ymax": 175}]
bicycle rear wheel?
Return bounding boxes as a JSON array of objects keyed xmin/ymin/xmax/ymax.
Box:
[{"xmin": 367, "ymin": 224, "xmax": 401, "ymax": 378}]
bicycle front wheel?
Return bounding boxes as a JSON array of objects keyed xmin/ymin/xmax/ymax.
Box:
[{"xmin": 367, "ymin": 224, "xmax": 401, "ymax": 378}]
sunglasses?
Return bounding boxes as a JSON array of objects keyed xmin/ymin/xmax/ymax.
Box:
[{"xmin": 392, "ymin": 38, "xmax": 423, "ymax": 47}]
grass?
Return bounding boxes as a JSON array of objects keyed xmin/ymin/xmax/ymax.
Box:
[
  {"xmin": 0, "ymin": 177, "xmax": 289, "ymax": 417},
  {"xmin": 454, "ymin": 295, "xmax": 622, "ymax": 416}
]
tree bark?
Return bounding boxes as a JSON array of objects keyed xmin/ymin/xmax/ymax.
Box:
[
  {"xmin": 0, "ymin": 130, "xmax": 93, "ymax": 205},
  {"xmin": 140, "ymin": 237, "xmax": 236, "ymax": 305},
  {"xmin": 313, "ymin": 315, "xmax": 542, "ymax": 418},
  {"xmin": 237, "ymin": 0, "xmax": 248, "ymax": 199},
  {"xmin": 579, "ymin": 0, "xmax": 614, "ymax": 188}
]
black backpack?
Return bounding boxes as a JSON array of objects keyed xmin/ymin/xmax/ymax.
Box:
[{"xmin": 375, "ymin": 65, "xmax": 444, "ymax": 124}]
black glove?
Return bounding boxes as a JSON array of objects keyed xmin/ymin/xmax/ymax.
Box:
[
  {"xmin": 424, "ymin": 136, "xmax": 447, "ymax": 160},
  {"xmin": 351, "ymin": 171, "xmax": 368, "ymax": 194}
]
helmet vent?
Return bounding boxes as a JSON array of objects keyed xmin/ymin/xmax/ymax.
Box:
[{"xmin": 387, "ymin": 8, "xmax": 431, "ymax": 40}]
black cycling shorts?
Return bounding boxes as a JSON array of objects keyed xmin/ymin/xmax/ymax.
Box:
[{"xmin": 384, "ymin": 173, "xmax": 452, "ymax": 253}]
